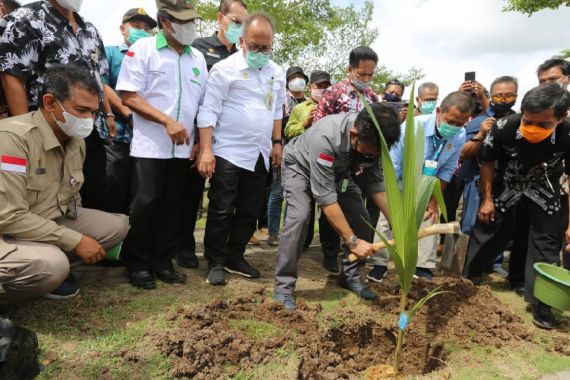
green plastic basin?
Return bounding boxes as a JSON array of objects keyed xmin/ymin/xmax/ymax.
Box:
[{"xmin": 533, "ymin": 263, "xmax": 570, "ymax": 311}]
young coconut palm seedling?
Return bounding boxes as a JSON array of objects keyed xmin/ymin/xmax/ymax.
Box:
[{"xmin": 359, "ymin": 85, "xmax": 450, "ymax": 374}]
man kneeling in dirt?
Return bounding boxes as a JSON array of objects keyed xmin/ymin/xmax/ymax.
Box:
[
  {"xmin": 0, "ymin": 65, "xmax": 129, "ymax": 302},
  {"xmin": 274, "ymin": 103, "xmax": 401, "ymax": 309}
]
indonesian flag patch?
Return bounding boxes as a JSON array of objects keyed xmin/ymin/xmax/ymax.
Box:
[
  {"xmin": 0, "ymin": 155, "xmax": 27, "ymax": 174},
  {"xmin": 317, "ymin": 152, "xmax": 335, "ymax": 167},
  {"xmin": 126, "ymin": 51, "xmax": 135, "ymax": 57}
]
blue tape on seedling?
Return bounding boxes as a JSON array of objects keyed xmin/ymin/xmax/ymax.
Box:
[{"xmin": 399, "ymin": 313, "xmax": 409, "ymax": 331}]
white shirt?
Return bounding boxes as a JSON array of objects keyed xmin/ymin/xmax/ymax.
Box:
[
  {"xmin": 197, "ymin": 51, "xmax": 286, "ymax": 171},
  {"xmin": 116, "ymin": 32, "xmax": 208, "ymax": 159}
]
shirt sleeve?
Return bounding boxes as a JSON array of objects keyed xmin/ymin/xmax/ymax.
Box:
[
  {"xmin": 390, "ymin": 124, "xmax": 405, "ymax": 182},
  {"xmin": 314, "ymin": 88, "xmax": 334, "ymax": 123},
  {"xmin": 0, "ymin": 15, "xmax": 40, "ymax": 80},
  {"xmin": 0, "ymin": 132, "xmax": 83, "ymax": 251},
  {"xmin": 116, "ymin": 42, "xmax": 147, "ymax": 94},
  {"xmin": 308, "ymin": 136, "xmax": 338, "ymax": 206},
  {"xmin": 479, "ymin": 121, "xmax": 502, "ymax": 162},
  {"xmin": 273, "ymin": 72, "xmax": 286, "ymax": 121},
  {"xmin": 95, "ymin": 29, "xmax": 109, "ymax": 79},
  {"xmin": 102, "ymin": 46, "xmax": 114, "ymax": 87},
  {"xmin": 436, "ymin": 133, "xmax": 465, "ymax": 183},
  {"xmin": 285, "ymin": 103, "xmax": 306, "ymax": 139},
  {"xmin": 197, "ymin": 63, "xmax": 231, "ymax": 129},
  {"xmin": 364, "ymin": 161, "xmax": 385, "ymax": 194},
  {"xmin": 465, "ymin": 116, "xmax": 485, "ymax": 140}
]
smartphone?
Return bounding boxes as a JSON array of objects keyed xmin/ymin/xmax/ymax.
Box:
[{"xmin": 465, "ymin": 71, "xmax": 476, "ymax": 82}]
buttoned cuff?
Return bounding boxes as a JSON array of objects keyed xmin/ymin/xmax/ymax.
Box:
[
  {"xmin": 366, "ymin": 181, "xmax": 385, "ymax": 194},
  {"xmin": 56, "ymin": 228, "xmax": 84, "ymax": 252},
  {"xmin": 315, "ymin": 192, "xmax": 338, "ymax": 206}
]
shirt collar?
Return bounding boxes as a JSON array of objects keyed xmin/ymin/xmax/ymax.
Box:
[
  {"xmin": 33, "ymin": 111, "xmax": 63, "ymax": 151},
  {"xmin": 236, "ymin": 50, "xmax": 250, "ymax": 71},
  {"xmin": 42, "ymin": 0, "xmax": 87, "ymax": 29},
  {"xmin": 120, "ymin": 43, "xmax": 129, "ymax": 53},
  {"xmin": 156, "ymin": 31, "xmax": 192, "ymax": 55}
]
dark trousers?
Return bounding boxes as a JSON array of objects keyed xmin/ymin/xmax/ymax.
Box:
[
  {"xmin": 464, "ymin": 198, "xmax": 560, "ymax": 305},
  {"xmin": 81, "ymin": 131, "xmax": 114, "ymax": 212},
  {"xmin": 104, "ymin": 141, "xmax": 133, "ymax": 214},
  {"xmin": 174, "ymin": 164, "xmax": 205, "ymax": 257},
  {"xmin": 204, "ymin": 155, "xmax": 268, "ymax": 265},
  {"xmin": 121, "ymin": 158, "xmax": 190, "ymax": 272}
]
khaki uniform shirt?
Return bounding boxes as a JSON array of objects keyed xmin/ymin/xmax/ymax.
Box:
[{"xmin": 0, "ymin": 111, "xmax": 85, "ymax": 253}]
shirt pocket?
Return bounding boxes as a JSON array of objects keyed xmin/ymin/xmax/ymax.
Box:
[{"xmin": 26, "ymin": 175, "xmax": 50, "ymax": 206}]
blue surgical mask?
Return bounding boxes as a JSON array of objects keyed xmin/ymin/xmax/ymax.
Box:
[
  {"xmin": 437, "ymin": 120, "xmax": 462, "ymax": 139},
  {"xmin": 420, "ymin": 100, "xmax": 437, "ymax": 114},
  {"xmin": 245, "ymin": 49, "xmax": 270, "ymax": 70},
  {"xmin": 352, "ymin": 78, "xmax": 371, "ymax": 91},
  {"xmin": 128, "ymin": 28, "xmax": 150, "ymax": 45},
  {"xmin": 224, "ymin": 22, "xmax": 242, "ymax": 45}
]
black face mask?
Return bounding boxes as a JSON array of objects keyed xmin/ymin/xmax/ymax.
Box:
[
  {"xmin": 383, "ymin": 93, "xmax": 401, "ymax": 102},
  {"xmin": 490, "ymin": 101, "xmax": 515, "ymax": 115},
  {"xmin": 350, "ymin": 149, "xmax": 378, "ymax": 170}
]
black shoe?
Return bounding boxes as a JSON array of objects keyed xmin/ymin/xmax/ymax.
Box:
[
  {"xmin": 532, "ymin": 302, "xmax": 558, "ymax": 330},
  {"xmin": 414, "ymin": 267, "xmax": 434, "ymax": 281},
  {"xmin": 207, "ymin": 264, "xmax": 226, "ymax": 286},
  {"xmin": 339, "ymin": 278, "xmax": 377, "ymax": 301},
  {"xmin": 224, "ymin": 259, "xmax": 260, "ymax": 279},
  {"xmin": 155, "ymin": 268, "xmax": 187, "ymax": 284},
  {"xmin": 176, "ymin": 252, "xmax": 199, "ymax": 269},
  {"xmin": 128, "ymin": 270, "xmax": 156, "ymax": 289},
  {"xmin": 513, "ymin": 286, "xmax": 525, "ymax": 297},
  {"xmin": 323, "ymin": 256, "xmax": 339, "ymax": 273}
]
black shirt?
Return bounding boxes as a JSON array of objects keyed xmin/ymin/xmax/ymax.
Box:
[
  {"xmin": 480, "ymin": 113, "xmax": 570, "ymax": 214},
  {"xmin": 191, "ymin": 32, "xmax": 237, "ymax": 72},
  {"xmin": 0, "ymin": 0, "xmax": 108, "ymax": 136}
]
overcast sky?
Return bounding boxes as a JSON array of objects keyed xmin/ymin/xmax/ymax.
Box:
[{"xmin": 19, "ymin": 0, "xmax": 570, "ymax": 108}]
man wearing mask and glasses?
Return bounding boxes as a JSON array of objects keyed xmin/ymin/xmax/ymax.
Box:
[
  {"xmin": 173, "ymin": 0, "xmax": 248, "ymax": 270},
  {"xmin": 464, "ymin": 84, "xmax": 570, "ymax": 330},
  {"xmin": 415, "ymin": 82, "xmax": 439, "ymax": 116},
  {"xmin": 197, "ymin": 12, "xmax": 285, "ymax": 287},
  {"xmin": 102, "ymin": 8, "xmax": 157, "ymax": 214},
  {"xmin": 116, "ymin": 0, "xmax": 208, "ymax": 290}
]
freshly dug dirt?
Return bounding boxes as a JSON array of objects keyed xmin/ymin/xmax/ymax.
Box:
[{"xmin": 157, "ymin": 276, "xmax": 532, "ymax": 379}]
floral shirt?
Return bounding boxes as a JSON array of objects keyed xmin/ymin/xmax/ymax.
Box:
[
  {"xmin": 314, "ymin": 78, "xmax": 379, "ymax": 123},
  {"xmin": 0, "ymin": 0, "xmax": 109, "ymax": 137}
]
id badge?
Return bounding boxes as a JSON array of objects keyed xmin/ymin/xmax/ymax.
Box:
[
  {"xmin": 423, "ymin": 160, "xmax": 438, "ymax": 177},
  {"xmin": 341, "ymin": 178, "xmax": 348, "ymax": 193}
]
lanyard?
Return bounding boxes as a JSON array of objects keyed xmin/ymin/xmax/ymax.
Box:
[{"xmin": 432, "ymin": 136, "xmax": 447, "ymax": 163}]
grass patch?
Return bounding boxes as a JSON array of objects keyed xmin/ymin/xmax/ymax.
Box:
[
  {"xmin": 228, "ymin": 319, "xmax": 284, "ymax": 341},
  {"xmin": 224, "ymin": 349, "xmax": 300, "ymax": 380}
]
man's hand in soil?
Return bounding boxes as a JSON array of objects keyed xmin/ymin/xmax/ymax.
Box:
[
  {"xmin": 350, "ymin": 239, "xmax": 375, "ymax": 259},
  {"xmin": 74, "ymin": 236, "xmax": 105, "ymax": 264},
  {"xmin": 478, "ymin": 198, "xmax": 495, "ymax": 224}
]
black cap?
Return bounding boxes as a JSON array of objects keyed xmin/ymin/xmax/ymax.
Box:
[
  {"xmin": 310, "ymin": 70, "xmax": 331, "ymax": 85},
  {"xmin": 286, "ymin": 66, "xmax": 308, "ymax": 82},
  {"xmin": 122, "ymin": 8, "xmax": 158, "ymax": 29}
]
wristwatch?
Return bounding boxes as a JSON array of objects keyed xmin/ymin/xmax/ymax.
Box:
[
  {"xmin": 345, "ymin": 235, "xmax": 358, "ymax": 249},
  {"xmin": 272, "ymin": 139, "xmax": 282, "ymax": 145}
]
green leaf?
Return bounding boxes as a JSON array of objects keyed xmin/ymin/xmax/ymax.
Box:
[
  {"xmin": 415, "ymin": 176, "xmax": 437, "ymax": 230},
  {"xmin": 363, "ymin": 217, "xmax": 405, "ymax": 280},
  {"xmin": 431, "ymin": 179, "xmax": 448, "ymax": 223}
]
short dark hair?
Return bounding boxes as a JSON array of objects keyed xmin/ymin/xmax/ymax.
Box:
[
  {"xmin": 40, "ymin": 65, "xmax": 101, "ymax": 107},
  {"xmin": 440, "ymin": 91, "xmax": 475, "ymax": 115},
  {"xmin": 243, "ymin": 11, "xmax": 274, "ymax": 35},
  {"xmin": 385, "ymin": 78, "xmax": 405, "ymax": 93},
  {"xmin": 156, "ymin": 10, "xmax": 173, "ymax": 30},
  {"xmin": 521, "ymin": 83, "xmax": 570, "ymax": 119},
  {"xmin": 537, "ymin": 58, "xmax": 570, "ymax": 76},
  {"xmin": 355, "ymin": 103, "xmax": 401, "ymax": 150},
  {"xmin": 349, "ymin": 46, "xmax": 378, "ymax": 68},
  {"xmin": 490, "ymin": 75, "xmax": 519, "ymax": 93},
  {"xmin": 2, "ymin": 0, "xmax": 20, "ymax": 13},
  {"xmin": 218, "ymin": 0, "xmax": 247, "ymax": 14},
  {"xmin": 418, "ymin": 82, "xmax": 439, "ymax": 97}
]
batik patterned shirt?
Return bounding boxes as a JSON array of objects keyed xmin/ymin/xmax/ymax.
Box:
[
  {"xmin": 314, "ymin": 78, "xmax": 379, "ymax": 123},
  {"xmin": 0, "ymin": 0, "xmax": 109, "ymax": 137}
]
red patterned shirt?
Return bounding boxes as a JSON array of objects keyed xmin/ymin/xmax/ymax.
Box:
[{"xmin": 314, "ymin": 78, "xmax": 379, "ymax": 123}]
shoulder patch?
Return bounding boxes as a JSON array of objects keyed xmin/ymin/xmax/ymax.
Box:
[
  {"xmin": 0, "ymin": 155, "xmax": 27, "ymax": 173},
  {"xmin": 125, "ymin": 51, "xmax": 135, "ymax": 57},
  {"xmin": 317, "ymin": 152, "xmax": 335, "ymax": 167}
]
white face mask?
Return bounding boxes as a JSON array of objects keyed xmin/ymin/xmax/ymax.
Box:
[
  {"xmin": 311, "ymin": 88, "xmax": 325, "ymax": 102},
  {"xmin": 56, "ymin": 0, "xmax": 84, "ymax": 12},
  {"xmin": 53, "ymin": 100, "xmax": 94, "ymax": 139},
  {"xmin": 288, "ymin": 78, "xmax": 306, "ymax": 92},
  {"xmin": 170, "ymin": 21, "xmax": 196, "ymax": 46}
]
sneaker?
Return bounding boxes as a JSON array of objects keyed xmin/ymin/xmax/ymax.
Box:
[
  {"xmin": 532, "ymin": 302, "xmax": 558, "ymax": 330},
  {"xmin": 367, "ymin": 265, "xmax": 387, "ymax": 283},
  {"xmin": 274, "ymin": 292, "xmax": 296, "ymax": 310},
  {"xmin": 414, "ymin": 267, "xmax": 434, "ymax": 281},
  {"xmin": 207, "ymin": 264, "xmax": 226, "ymax": 286},
  {"xmin": 248, "ymin": 235, "xmax": 261, "ymax": 246},
  {"xmin": 42, "ymin": 280, "xmax": 80, "ymax": 300},
  {"xmin": 340, "ymin": 278, "xmax": 377, "ymax": 301},
  {"xmin": 224, "ymin": 259, "xmax": 260, "ymax": 278},
  {"xmin": 492, "ymin": 265, "xmax": 508, "ymax": 278},
  {"xmin": 323, "ymin": 256, "xmax": 339, "ymax": 273},
  {"xmin": 267, "ymin": 234, "xmax": 279, "ymax": 246}
]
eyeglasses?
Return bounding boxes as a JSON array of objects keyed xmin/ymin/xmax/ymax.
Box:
[
  {"xmin": 491, "ymin": 93, "xmax": 517, "ymax": 103},
  {"xmin": 244, "ymin": 40, "xmax": 273, "ymax": 54}
]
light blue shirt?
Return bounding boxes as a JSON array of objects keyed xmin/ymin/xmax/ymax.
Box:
[{"xmin": 391, "ymin": 113, "xmax": 466, "ymax": 185}]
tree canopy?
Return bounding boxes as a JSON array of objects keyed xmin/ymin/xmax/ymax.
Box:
[{"xmin": 503, "ymin": 0, "xmax": 570, "ymax": 15}]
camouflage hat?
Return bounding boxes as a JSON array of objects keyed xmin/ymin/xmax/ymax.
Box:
[
  {"xmin": 122, "ymin": 8, "xmax": 158, "ymax": 29},
  {"xmin": 155, "ymin": 0, "xmax": 201, "ymax": 21}
]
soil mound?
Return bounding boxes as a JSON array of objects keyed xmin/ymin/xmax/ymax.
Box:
[{"xmin": 157, "ymin": 277, "xmax": 531, "ymax": 379}]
